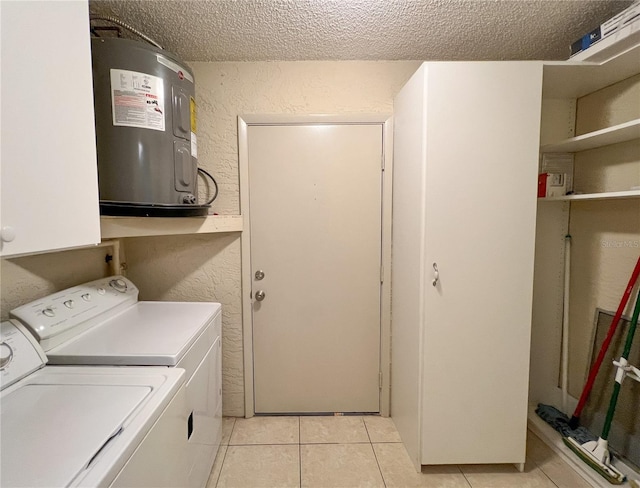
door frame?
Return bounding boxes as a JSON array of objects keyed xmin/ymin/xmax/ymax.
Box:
[{"xmin": 238, "ymin": 114, "xmax": 393, "ymax": 418}]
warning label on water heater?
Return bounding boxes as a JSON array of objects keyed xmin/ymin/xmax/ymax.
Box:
[{"xmin": 110, "ymin": 69, "xmax": 165, "ymax": 131}]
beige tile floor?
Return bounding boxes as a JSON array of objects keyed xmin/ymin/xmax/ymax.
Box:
[{"xmin": 206, "ymin": 416, "xmax": 591, "ymax": 488}]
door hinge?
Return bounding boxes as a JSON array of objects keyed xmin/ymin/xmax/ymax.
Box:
[
  {"xmin": 379, "ymin": 371, "xmax": 383, "ymax": 389},
  {"xmin": 381, "ymin": 155, "xmax": 385, "ymax": 171},
  {"xmin": 380, "ymin": 265, "xmax": 384, "ymax": 283}
]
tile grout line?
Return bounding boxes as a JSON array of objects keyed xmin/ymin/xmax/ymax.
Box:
[
  {"xmin": 530, "ymin": 456, "xmax": 562, "ymax": 488},
  {"xmin": 227, "ymin": 441, "xmax": 379, "ymax": 446},
  {"xmin": 228, "ymin": 442, "xmax": 301, "ymax": 446},
  {"xmin": 213, "ymin": 445, "xmax": 230, "ymax": 488},
  {"xmin": 300, "ymin": 441, "xmax": 373, "ymax": 445},
  {"xmin": 459, "ymin": 466, "xmax": 473, "ymax": 488},
  {"xmin": 226, "ymin": 442, "xmax": 348, "ymax": 446},
  {"xmin": 214, "ymin": 418, "xmax": 236, "ymax": 488},
  {"xmin": 299, "ymin": 416, "xmax": 302, "ymax": 488},
  {"xmin": 526, "ymin": 436, "xmax": 563, "ymax": 488},
  {"xmin": 363, "ymin": 417, "xmax": 388, "ymax": 488},
  {"xmin": 227, "ymin": 417, "xmax": 237, "ymax": 445}
]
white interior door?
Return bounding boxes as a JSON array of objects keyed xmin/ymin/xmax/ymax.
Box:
[{"xmin": 248, "ymin": 123, "xmax": 383, "ymax": 414}]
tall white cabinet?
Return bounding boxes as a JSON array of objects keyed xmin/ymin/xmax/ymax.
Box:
[
  {"xmin": 0, "ymin": 1, "xmax": 100, "ymax": 257},
  {"xmin": 391, "ymin": 62, "xmax": 543, "ymax": 469}
]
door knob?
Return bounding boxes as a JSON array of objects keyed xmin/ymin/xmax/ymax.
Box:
[
  {"xmin": 255, "ymin": 270, "xmax": 265, "ymax": 280},
  {"xmin": 255, "ymin": 290, "xmax": 266, "ymax": 301}
]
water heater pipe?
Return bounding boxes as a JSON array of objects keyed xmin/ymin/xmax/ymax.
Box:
[
  {"xmin": 94, "ymin": 239, "xmax": 124, "ymax": 277},
  {"xmin": 89, "ymin": 15, "xmax": 163, "ymax": 49}
]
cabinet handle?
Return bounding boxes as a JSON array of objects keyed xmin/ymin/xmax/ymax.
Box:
[
  {"xmin": 1, "ymin": 226, "xmax": 16, "ymax": 243},
  {"xmin": 432, "ymin": 263, "xmax": 439, "ymax": 287}
]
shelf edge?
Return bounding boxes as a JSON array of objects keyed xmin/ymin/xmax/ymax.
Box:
[
  {"xmin": 540, "ymin": 118, "xmax": 640, "ymax": 153},
  {"xmin": 542, "ymin": 43, "xmax": 640, "ymax": 99},
  {"xmin": 538, "ymin": 190, "xmax": 640, "ymax": 202},
  {"xmin": 100, "ymin": 215, "xmax": 244, "ymax": 239}
]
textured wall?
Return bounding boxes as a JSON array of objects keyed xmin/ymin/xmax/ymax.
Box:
[
  {"xmin": 1, "ymin": 61, "xmax": 420, "ymax": 417},
  {"xmin": 575, "ymin": 73, "xmax": 640, "ymax": 135},
  {"xmin": 568, "ymin": 76, "xmax": 640, "ymax": 396},
  {"xmin": 1, "ymin": 247, "xmax": 111, "ymax": 318}
]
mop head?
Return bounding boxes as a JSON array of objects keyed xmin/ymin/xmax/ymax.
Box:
[
  {"xmin": 563, "ymin": 436, "xmax": 626, "ymax": 485},
  {"xmin": 535, "ymin": 404, "xmax": 597, "ymax": 444}
]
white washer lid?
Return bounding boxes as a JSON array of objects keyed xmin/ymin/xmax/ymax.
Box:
[
  {"xmin": 1, "ymin": 383, "xmax": 149, "ymax": 487},
  {"xmin": 46, "ymin": 302, "xmax": 221, "ymax": 366}
]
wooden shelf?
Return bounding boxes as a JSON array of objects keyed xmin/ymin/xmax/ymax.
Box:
[
  {"xmin": 540, "ymin": 119, "xmax": 640, "ymax": 153},
  {"xmin": 538, "ymin": 190, "xmax": 640, "ymax": 202},
  {"xmin": 100, "ymin": 215, "xmax": 243, "ymax": 239},
  {"xmin": 542, "ymin": 43, "xmax": 640, "ymax": 99}
]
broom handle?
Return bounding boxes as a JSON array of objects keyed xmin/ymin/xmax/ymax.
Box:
[
  {"xmin": 621, "ymin": 290, "xmax": 640, "ymax": 360},
  {"xmin": 601, "ymin": 289, "xmax": 640, "ymax": 441},
  {"xmin": 571, "ymin": 255, "xmax": 640, "ymax": 425}
]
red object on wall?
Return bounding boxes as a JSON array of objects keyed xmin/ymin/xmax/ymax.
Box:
[{"xmin": 538, "ymin": 173, "xmax": 548, "ymax": 198}]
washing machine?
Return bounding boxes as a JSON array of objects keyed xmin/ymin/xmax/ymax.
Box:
[
  {"xmin": 1, "ymin": 319, "xmax": 189, "ymax": 487},
  {"xmin": 11, "ymin": 276, "xmax": 222, "ymax": 488}
]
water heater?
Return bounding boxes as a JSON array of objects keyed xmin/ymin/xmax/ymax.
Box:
[{"xmin": 91, "ymin": 37, "xmax": 209, "ymax": 216}]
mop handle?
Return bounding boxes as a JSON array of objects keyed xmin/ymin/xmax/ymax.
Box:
[
  {"xmin": 571, "ymin": 255, "xmax": 640, "ymax": 424},
  {"xmin": 601, "ymin": 288, "xmax": 640, "ymax": 441},
  {"xmin": 621, "ymin": 290, "xmax": 640, "ymax": 360}
]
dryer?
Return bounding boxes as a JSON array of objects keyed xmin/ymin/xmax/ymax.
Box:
[
  {"xmin": 11, "ymin": 276, "xmax": 222, "ymax": 488},
  {"xmin": 1, "ymin": 319, "xmax": 189, "ymax": 487}
]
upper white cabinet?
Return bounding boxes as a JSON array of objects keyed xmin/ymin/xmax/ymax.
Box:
[
  {"xmin": 391, "ymin": 62, "xmax": 543, "ymax": 469},
  {"xmin": 1, "ymin": 0, "xmax": 100, "ymax": 257}
]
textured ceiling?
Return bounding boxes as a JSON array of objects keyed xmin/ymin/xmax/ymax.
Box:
[{"xmin": 89, "ymin": 0, "xmax": 634, "ymax": 62}]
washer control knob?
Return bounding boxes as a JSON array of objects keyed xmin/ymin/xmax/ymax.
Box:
[
  {"xmin": 42, "ymin": 308, "xmax": 55, "ymax": 317},
  {"xmin": 64, "ymin": 300, "xmax": 75, "ymax": 309},
  {"xmin": 81, "ymin": 293, "xmax": 91, "ymax": 302},
  {"xmin": 109, "ymin": 279, "xmax": 128, "ymax": 293},
  {"xmin": 97, "ymin": 288, "xmax": 106, "ymax": 295},
  {"xmin": 0, "ymin": 343, "xmax": 13, "ymax": 369}
]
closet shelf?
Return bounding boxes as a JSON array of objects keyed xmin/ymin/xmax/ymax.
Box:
[
  {"xmin": 538, "ymin": 190, "xmax": 640, "ymax": 202},
  {"xmin": 542, "ymin": 43, "xmax": 640, "ymax": 99},
  {"xmin": 540, "ymin": 119, "xmax": 640, "ymax": 153},
  {"xmin": 100, "ymin": 215, "xmax": 243, "ymax": 238}
]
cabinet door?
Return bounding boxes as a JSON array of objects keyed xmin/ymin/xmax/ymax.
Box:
[
  {"xmin": 0, "ymin": 1, "xmax": 100, "ymax": 257},
  {"xmin": 421, "ymin": 62, "xmax": 542, "ymax": 464}
]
